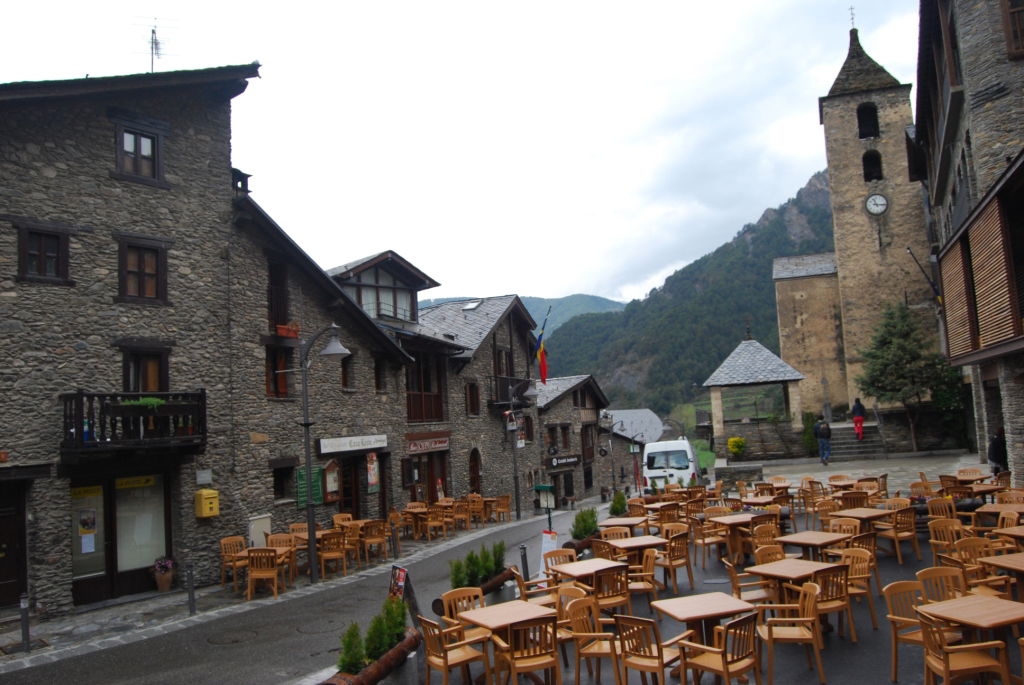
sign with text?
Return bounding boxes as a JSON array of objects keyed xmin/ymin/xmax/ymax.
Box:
[
  {"xmin": 320, "ymin": 434, "xmax": 388, "ymax": 454},
  {"xmin": 407, "ymin": 437, "xmax": 450, "ymax": 454},
  {"xmin": 388, "ymin": 565, "xmax": 408, "ymax": 599},
  {"xmin": 544, "ymin": 455, "xmax": 580, "ymax": 469},
  {"xmin": 296, "ymin": 466, "xmax": 324, "ymax": 507}
]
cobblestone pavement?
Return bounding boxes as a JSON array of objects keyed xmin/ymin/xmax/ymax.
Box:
[{"xmin": 0, "ymin": 450, "xmax": 983, "ymax": 676}]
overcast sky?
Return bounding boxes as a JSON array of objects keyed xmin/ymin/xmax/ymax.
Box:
[{"xmin": 1, "ymin": 1, "xmax": 919, "ymax": 302}]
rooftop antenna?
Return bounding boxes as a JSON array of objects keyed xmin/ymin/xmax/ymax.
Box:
[
  {"xmin": 150, "ymin": 22, "xmax": 162, "ymax": 73},
  {"xmin": 849, "ymin": 5, "xmax": 856, "ymax": 29}
]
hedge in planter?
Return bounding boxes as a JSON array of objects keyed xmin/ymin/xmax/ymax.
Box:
[
  {"xmin": 449, "ymin": 541, "xmax": 507, "ymax": 590},
  {"xmin": 608, "ymin": 491, "xmax": 627, "ymax": 516},
  {"xmin": 329, "ymin": 597, "xmax": 420, "ymax": 685}
]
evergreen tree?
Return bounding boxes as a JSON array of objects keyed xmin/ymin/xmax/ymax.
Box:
[{"xmin": 855, "ymin": 302, "xmax": 962, "ymax": 451}]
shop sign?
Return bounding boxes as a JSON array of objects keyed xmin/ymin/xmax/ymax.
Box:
[
  {"xmin": 408, "ymin": 437, "xmax": 450, "ymax": 454},
  {"xmin": 320, "ymin": 434, "xmax": 388, "ymax": 454},
  {"xmin": 545, "ymin": 455, "xmax": 580, "ymax": 469},
  {"xmin": 71, "ymin": 486, "xmax": 102, "ymax": 499},
  {"xmin": 115, "ymin": 476, "xmax": 156, "ymax": 489},
  {"xmin": 367, "ymin": 452, "xmax": 380, "ymax": 494}
]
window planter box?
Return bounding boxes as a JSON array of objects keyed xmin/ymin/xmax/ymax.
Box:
[{"xmin": 276, "ymin": 324, "xmax": 299, "ymax": 338}]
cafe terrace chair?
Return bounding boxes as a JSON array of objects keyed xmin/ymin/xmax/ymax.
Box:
[
  {"xmin": 814, "ymin": 499, "xmax": 840, "ymax": 532},
  {"xmin": 599, "ymin": 526, "xmax": 631, "ymax": 541},
  {"xmin": 949, "ymin": 537, "xmax": 1016, "ymax": 599},
  {"xmin": 494, "ymin": 494, "xmax": 512, "ymax": 522},
  {"xmin": 678, "ymin": 612, "xmax": 761, "ymax": 685},
  {"xmin": 615, "ymin": 614, "xmax": 684, "ymax": 685},
  {"xmin": 754, "ymin": 544, "xmax": 786, "ymax": 565},
  {"xmin": 418, "ymin": 614, "xmax": 491, "ymax": 685},
  {"xmin": 750, "ymin": 523, "xmax": 800, "ymax": 560},
  {"xmin": 265, "ymin": 532, "xmax": 297, "ymax": 586},
  {"xmin": 627, "ymin": 498, "xmax": 647, "ymax": 517},
  {"xmin": 917, "ymin": 565, "xmax": 985, "ymax": 601},
  {"xmin": 491, "ymin": 615, "xmax": 561, "ymax": 685},
  {"xmin": 425, "ymin": 506, "xmax": 449, "ymax": 540},
  {"xmin": 246, "ymin": 547, "xmax": 280, "ymax": 600},
  {"xmin": 467, "ymin": 496, "xmax": 486, "ymax": 528},
  {"xmin": 985, "ymin": 511, "xmax": 1021, "ymax": 551},
  {"xmin": 566, "ymin": 597, "xmax": 621, "ymax": 685},
  {"xmin": 994, "ymin": 470, "xmax": 1011, "ymax": 488},
  {"xmin": 554, "ymin": 585, "xmax": 588, "ymax": 668},
  {"xmin": 996, "ymin": 489, "xmax": 1024, "ymax": 503},
  {"xmin": 543, "ymin": 548, "xmax": 577, "ymax": 581},
  {"xmin": 828, "ymin": 516, "xmax": 861, "ymax": 539},
  {"xmin": 219, "ymin": 536, "xmax": 248, "ymax": 593},
  {"xmin": 926, "ymin": 497, "xmax": 978, "ymax": 530},
  {"xmin": 341, "ymin": 523, "xmax": 363, "ymax": 569},
  {"xmin": 735, "ymin": 481, "xmax": 750, "ymax": 498},
  {"xmin": 723, "ymin": 559, "xmax": 775, "ymax": 604},
  {"xmin": 876, "ymin": 473, "xmax": 890, "ymax": 500},
  {"xmin": 915, "ymin": 606, "xmax": 1011, "ymax": 685},
  {"xmin": 927, "ymin": 518, "xmax": 971, "ymax": 566},
  {"xmin": 687, "ymin": 515, "xmax": 727, "ymax": 569},
  {"xmin": 361, "ymin": 519, "xmax": 388, "ymax": 564},
  {"xmin": 440, "ymin": 587, "xmax": 491, "ymax": 642},
  {"xmin": 318, "ymin": 531, "xmax": 347, "ymax": 579},
  {"xmin": 650, "ymin": 503, "xmax": 680, "ymax": 535},
  {"xmin": 591, "ymin": 539, "xmax": 629, "ymax": 564},
  {"xmin": 755, "ymin": 581, "xmax": 824, "ymax": 685},
  {"xmin": 958, "ymin": 467, "xmax": 984, "ymax": 478},
  {"xmin": 876, "ymin": 508, "xmax": 921, "ymax": 564},
  {"xmin": 881, "ymin": 580, "xmax": 942, "ymax": 683},
  {"xmin": 755, "ymin": 482, "xmax": 776, "ymax": 496},
  {"xmin": 838, "ymin": 489, "xmax": 869, "ymax": 509},
  {"xmin": 332, "ymin": 513, "xmax": 353, "ymax": 528},
  {"xmin": 451, "ymin": 501, "xmax": 471, "ymax": 531},
  {"xmin": 658, "ymin": 521, "xmax": 687, "ymax": 540},
  {"xmin": 627, "ymin": 548, "xmax": 659, "ymax": 605},
  {"xmin": 510, "ymin": 565, "xmax": 559, "ymax": 607},
  {"xmin": 654, "ymin": 531, "xmax": 695, "ymax": 594},
  {"xmin": 813, "ymin": 564, "xmax": 857, "ymax": 642},
  {"xmin": 590, "ymin": 567, "xmax": 631, "ymax": 617},
  {"xmin": 938, "ymin": 474, "xmax": 961, "ymax": 492},
  {"xmin": 838, "ymin": 547, "xmax": 878, "ymax": 630}
]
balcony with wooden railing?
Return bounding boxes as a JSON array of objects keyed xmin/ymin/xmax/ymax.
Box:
[{"xmin": 59, "ymin": 390, "xmax": 207, "ymax": 464}]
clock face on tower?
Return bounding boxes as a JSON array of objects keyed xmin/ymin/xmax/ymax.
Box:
[{"xmin": 865, "ymin": 193, "xmax": 888, "ymax": 215}]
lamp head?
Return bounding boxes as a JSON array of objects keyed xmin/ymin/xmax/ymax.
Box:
[
  {"xmin": 320, "ymin": 326, "xmax": 351, "ymax": 359},
  {"xmin": 521, "ymin": 383, "xmax": 538, "ymax": 400}
]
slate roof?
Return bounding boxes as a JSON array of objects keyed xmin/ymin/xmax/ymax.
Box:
[
  {"xmin": 418, "ymin": 296, "xmax": 535, "ymax": 358},
  {"xmin": 827, "ymin": 29, "xmax": 901, "ymax": 97},
  {"xmin": 601, "ymin": 409, "xmax": 664, "ymax": 445},
  {"xmin": 772, "ymin": 253, "xmax": 837, "ymax": 280},
  {"xmin": 703, "ymin": 340, "xmax": 805, "ymax": 387},
  {"xmin": 535, "ymin": 375, "xmax": 609, "ymax": 409},
  {"xmin": 326, "ymin": 250, "xmax": 439, "ymax": 290}
]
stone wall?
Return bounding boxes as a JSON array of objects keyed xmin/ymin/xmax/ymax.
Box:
[{"xmin": 716, "ymin": 419, "xmax": 808, "ymax": 460}]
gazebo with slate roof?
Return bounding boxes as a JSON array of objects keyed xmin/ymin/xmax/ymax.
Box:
[{"xmin": 703, "ymin": 339, "xmax": 805, "ymax": 456}]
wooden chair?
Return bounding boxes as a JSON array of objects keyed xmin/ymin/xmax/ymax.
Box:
[
  {"xmin": 554, "ymin": 585, "xmax": 587, "ymax": 668},
  {"xmin": 909, "ymin": 481, "xmax": 933, "ymax": 499},
  {"xmin": 510, "ymin": 566, "xmax": 559, "ymax": 607},
  {"xmin": 949, "ymin": 536, "xmax": 1016, "ymax": 598},
  {"xmin": 319, "ymin": 531, "xmax": 347, "ymax": 579},
  {"xmin": 828, "ymin": 516, "xmax": 861, "ymax": 538},
  {"xmin": 927, "ymin": 518, "xmax": 970, "ymax": 566},
  {"xmin": 688, "ymin": 515, "xmax": 727, "ymax": 569},
  {"xmin": 938, "ymin": 474, "xmax": 960, "ymax": 492},
  {"xmin": 361, "ymin": 519, "xmax": 388, "ymax": 563},
  {"xmin": 425, "ymin": 506, "xmax": 448, "ymax": 540},
  {"xmin": 678, "ymin": 612, "xmax": 761, "ymax": 685},
  {"xmin": 341, "ymin": 523, "xmax": 363, "ymax": 569},
  {"xmin": 915, "ymin": 606, "xmax": 1011, "ymax": 685},
  {"xmin": 419, "ymin": 614, "xmax": 491, "ymax": 685},
  {"xmin": 876, "ymin": 473, "xmax": 890, "ymax": 499},
  {"xmin": 332, "ymin": 513, "xmax": 353, "ymax": 528},
  {"xmin": 591, "ymin": 539, "xmax": 628, "ymax": 563},
  {"xmin": 494, "ymin": 494, "xmax": 512, "ymax": 523},
  {"xmin": 735, "ymin": 481, "xmax": 750, "ymax": 498},
  {"xmin": 754, "ymin": 482, "xmax": 776, "ymax": 496},
  {"xmin": 814, "ymin": 499, "xmax": 840, "ymax": 531},
  {"xmin": 839, "ymin": 489, "xmax": 869, "ymax": 509},
  {"xmin": 985, "ymin": 510, "xmax": 1021, "ymax": 551},
  {"xmin": 615, "ymin": 614, "xmax": 684, "ymax": 685},
  {"xmin": 543, "ymin": 548, "xmax": 577, "ymax": 581},
  {"xmin": 649, "ymin": 503, "xmax": 680, "ymax": 535},
  {"xmin": 451, "ymin": 501, "xmax": 471, "ymax": 530},
  {"xmin": 219, "ymin": 536, "xmax": 248, "ymax": 592},
  {"xmin": 591, "ymin": 567, "xmax": 631, "ymax": 617},
  {"xmin": 838, "ymin": 547, "xmax": 878, "ymax": 630},
  {"xmin": 265, "ymin": 532, "xmax": 297, "ymax": 586},
  {"xmin": 958, "ymin": 467, "xmax": 983, "ymax": 478},
  {"xmin": 756, "ymin": 581, "xmax": 824, "ymax": 685},
  {"xmin": 627, "ymin": 548, "xmax": 659, "ymax": 604},
  {"xmin": 881, "ymin": 580, "xmax": 931, "ymax": 683},
  {"xmin": 658, "ymin": 521, "xmax": 687, "ymax": 540},
  {"xmin": 566, "ymin": 597, "xmax": 621, "ymax": 685},
  {"xmin": 655, "ymin": 531, "xmax": 695, "ymax": 594},
  {"xmin": 599, "ymin": 526, "xmax": 631, "ymax": 541},
  {"xmin": 627, "ymin": 498, "xmax": 647, "ymax": 518},
  {"xmin": 813, "ymin": 564, "xmax": 857, "ymax": 642},
  {"xmin": 754, "ymin": 544, "xmax": 786, "ymax": 565},
  {"xmin": 492, "ymin": 616, "xmax": 561, "ymax": 685},
  {"xmin": 751, "ymin": 523, "xmax": 799, "ymax": 560},
  {"xmin": 723, "ymin": 559, "xmax": 775, "ymax": 604},
  {"xmin": 996, "ymin": 489, "xmax": 1024, "ymax": 503},
  {"xmin": 440, "ymin": 587, "xmax": 490, "ymax": 642},
  {"xmin": 876, "ymin": 507, "xmax": 921, "ymax": 564},
  {"xmin": 917, "ymin": 564, "xmax": 986, "ymax": 601},
  {"xmin": 926, "ymin": 496, "xmax": 977, "ymax": 529},
  {"xmin": 467, "ymin": 496, "xmax": 486, "ymax": 528},
  {"xmin": 246, "ymin": 547, "xmax": 280, "ymax": 600}
]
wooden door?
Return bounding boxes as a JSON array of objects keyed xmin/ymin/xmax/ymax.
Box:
[{"xmin": 0, "ymin": 482, "xmax": 26, "ymax": 607}]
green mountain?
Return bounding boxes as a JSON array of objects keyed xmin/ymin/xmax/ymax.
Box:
[
  {"xmin": 546, "ymin": 171, "xmax": 833, "ymax": 415},
  {"xmin": 420, "ymin": 294, "xmax": 624, "ymax": 335}
]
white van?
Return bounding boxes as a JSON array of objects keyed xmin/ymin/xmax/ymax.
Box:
[{"xmin": 642, "ymin": 439, "xmax": 697, "ymax": 493}]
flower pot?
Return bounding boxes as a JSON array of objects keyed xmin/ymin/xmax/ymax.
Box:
[
  {"xmin": 154, "ymin": 570, "xmax": 174, "ymax": 592},
  {"xmin": 276, "ymin": 324, "xmax": 299, "ymax": 337}
]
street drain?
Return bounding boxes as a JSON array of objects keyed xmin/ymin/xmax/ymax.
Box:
[{"xmin": 207, "ymin": 629, "xmax": 258, "ymax": 645}]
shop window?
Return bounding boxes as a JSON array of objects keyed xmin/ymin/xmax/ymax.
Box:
[
  {"xmin": 863, "ymin": 150, "xmax": 883, "ymax": 181},
  {"xmin": 466, "ymin": 382, "xmax": 480, "ymax": 415},
  {"xmin": 857, "ymin": 103, "xmax": 879, "ymax": 138},
  {"xmin": 266, "ymin": 346, "xmax": 292, "ymax": 398},
  {"xmin": 17, "ymin": 225, "xmax": 72, "ymax": 285}
]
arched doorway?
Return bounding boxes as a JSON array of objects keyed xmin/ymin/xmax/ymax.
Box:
[{"xmin": 468, "ymin": 449, "xmax": 482, "ymax": 494}]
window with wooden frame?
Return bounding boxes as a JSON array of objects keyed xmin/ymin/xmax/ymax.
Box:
[
  {"xmin": 265, "ymin": 346, "xmax": 292, "ymax": 398},
  {"xmin": 17, "ymin": 224, "xmax": 72, "ymax": 285},
  {"xmin": 108, "ymin": 109, "xmax": 169, "ymax": 188},
  {"xmin": 547, "ymin": 426, "xmax": 558, "ymax": 448},
  {"xmin": 374, "ymin": 358, "xmax": 387, "ymax": 392},
  {"xmin": 560, "ymin": 426, "xmax": 570, "ymax": 449},
  {"xmin": 1005, "ymin": 0, "xmax": 1024, "ymax": 58},
  {"xmin": 465, "ymin": 382, "xmax": 480, "ymax": 416},
  {"xmin": 341, "ymin": 356, "xmax": 354, "ymax": 390},
  {"xmin": 117, "ymin": 236, "xmax": 169, "ymax": 303}
]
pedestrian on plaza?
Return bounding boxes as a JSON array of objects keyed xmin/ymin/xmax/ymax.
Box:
[
  {"xmin": 814, "ymin": 414, "xmax": 832, "ymax": 465},
  {"xmin": 988, "ymin": 426, "xmax": 1008, "ymax": 476},
  {"xmin": 851, "ymin": 398, "xmax": 867, "ymax": 441}
]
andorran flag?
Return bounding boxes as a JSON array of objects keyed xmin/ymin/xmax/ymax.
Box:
[{"xmin": 535, "ymin": 307, "xmax": 550, "ymax": 384}]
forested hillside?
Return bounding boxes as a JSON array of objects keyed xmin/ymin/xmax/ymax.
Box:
[
  {"xmin": 421, "ymin": 294, "xmax": 624, "ymax": 335},
  {"xmin": 546, "ymin": 171, "xmax": 833, "ymax": 415}
]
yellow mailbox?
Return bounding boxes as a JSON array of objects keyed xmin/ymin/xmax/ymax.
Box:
[{"xmin": 195, "ymin": 489, "xmax": 220, "ymax": 518}]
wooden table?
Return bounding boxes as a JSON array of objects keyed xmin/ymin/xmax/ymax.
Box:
[
  {"xmin": 832, "ymin": 507, "xmax": 894, "ymax": 531},
  {"xmin": 768, "ymin": 481, "xmax": 793, "ymax": 492},
  {"xmin": 547, "ymin": 558, "xmax": 626, "ymax": 583},
  {"xmin": 950, "ymin": 473, "xmax": 993, "ymax": 484},
  {"xmin": 969, "ymin": 483, "xmax": 1006, "ymax": 501},
  {"xmin": 607, "ymin": 535, "xmax": 668, "ymax": 564},
  {"xmin": 459, "ymin": 599, "xmax": 557, "ymax": 684},
  {"xmin": 744, "ymin": 558, "xmax": 839, "ymax": 599},
  {"xmin": 775, "ymin": 531, "xmax": 851, "ymax": 561},
  {"xmin": 976, "ymin": 503, "xmax": 1024, "ymax": 515},
  {"xmin": 651, "ymin": 592, "xmax": 754, "ymax": 675},
  {"xmin": 234, "ymin": 546, "xmax": 294, "ymax": 590},
  {"xmin": 990, "ymin": 524, "xmax": 1024, "ymax": 541},
  {"xmin": 979, "ymin": 551, "xmax": 1024, "ymax": 602},
  {"xmin": 917, "ymin": 593, "xmax": 1024, "ymax": 647},
  {"xmin": 827, "ymin": 479, "xmax": 857, "ymax": 490},
  {"xmin": 599, "ymin": 516, "xmax": 650, "ymax": 534},
  {"xmin": 741, "ymin": 495, "xmax": 776, "ymax": 507},
  {"xmin": 644, "ymin": 501, "xmax": 676, "ymax": 511},
  {"xmin": 710, "ymin": 513, "xmax": 762, "ymax": 563}
]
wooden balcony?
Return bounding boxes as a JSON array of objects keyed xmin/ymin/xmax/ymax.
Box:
[{"xmin": 59, "ymin": 390, "xmax": 207, "ymax": 464}]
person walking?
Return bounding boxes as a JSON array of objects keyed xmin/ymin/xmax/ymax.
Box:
[
  {"xmin": 814, "ymin": 415, "xmax": 832, "ymax": 465},
  {"xmin": 988, "ymin": 426, "xmax": 1008, "ymax": 477},
  {"xmin": 851, "ymin": 398, "xmax": 866, "ymax": 441}
]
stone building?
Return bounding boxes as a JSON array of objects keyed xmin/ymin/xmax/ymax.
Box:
[
  {"xmin": 909, "ymin": 1, "xmax": 1024, "ymax": 481},
  {"xmin": 0, "ymin": 65, "xmax": 409, "ymax": 615},
  {"xmin": 327, "ymin": 253, "xmax": 543, "ymax": 517},
  {"xmin": 535, "ymin": 375, "xmax": 610, "ymax": 507},
  {"xmin": 597, "ymin": 408, "xmax": 665, "ymax": 496},
  {"xmin": 774, "ymin": 28, "xmax": 937, "ymax": 415}
]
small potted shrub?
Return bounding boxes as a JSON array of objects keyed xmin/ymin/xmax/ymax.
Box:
[{"xmin": 608, "ymin": 490, "xmax": 627, "ymax": 516}]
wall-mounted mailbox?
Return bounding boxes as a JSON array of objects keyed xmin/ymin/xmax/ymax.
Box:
[{"xmin": 195, "ymin": 489, "xmax": 220, "ymax": 518}]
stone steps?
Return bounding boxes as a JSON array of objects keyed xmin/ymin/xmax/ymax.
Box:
[{"xmin": 828, "ymin": 425, "xmax": 884, "ymax": 459}]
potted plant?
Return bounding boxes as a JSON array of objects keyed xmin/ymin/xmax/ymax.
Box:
[
  {"xmin": 153, "ymin": 556, "xmax": 176, "ymax": 592},
  {"xmin": 324, "ymin": 597, "xmax": 421, "ymax": 685}
]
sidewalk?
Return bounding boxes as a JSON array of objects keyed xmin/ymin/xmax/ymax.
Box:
[{"xmin": 0, "ymin": 450, "xmax": 984, "ymax": 675}]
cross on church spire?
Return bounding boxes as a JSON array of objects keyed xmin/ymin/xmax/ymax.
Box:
[{"xmin": 850, "ymin": 5, "xmax": 856, "ymax": 29}]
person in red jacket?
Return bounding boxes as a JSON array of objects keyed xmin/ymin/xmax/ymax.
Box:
[{"xmin": 851, "ymin": 398, "xmax": 866, "ymax": 441}]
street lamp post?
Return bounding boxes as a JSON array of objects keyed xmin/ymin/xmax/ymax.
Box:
[
  {"xmin": 297, "ymin": 323, "xmax": 351, "ymax": 584},
  {"xmin": 507, "ymin": 379, "xmax": 538, "ymax": 521},
  {"xmin": 599, "ymin": 411, "xmax": 625, "ymax": 493}
]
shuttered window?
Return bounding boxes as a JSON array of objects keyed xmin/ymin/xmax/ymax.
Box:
[
  {"xmin": 939, "ymin": 240, "xmax": 977, "ymax": 357},
  {"xmin": 969, "ymin": 200, "xmax": 1020, "ymax": 347}
]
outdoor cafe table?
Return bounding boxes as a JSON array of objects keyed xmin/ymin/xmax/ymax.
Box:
[
  {"xmin": 979, "ymin": 551, "xmax": 1024, "ymax": 602},
  {"xmin": 709, "ymin": 513, "xmax": 763, "ymax": 563},
  {"xmin": 775, "ymin": 531, "xmax": 851, "ymax": 561},
  {"xmin": 599, "ymin": 516, "xmax": 651, "ymax": 534},
  {"xmin": 607, "ymin": 535, "xmax": 668, "ymax": 564},
  {"xmin": 741, "ymin": 495, "xmax": 776, "ymax": 507},
  {"xmin": 401, "ymin": 507, "xmax": 430, "ymax": 539},
  {"xmin": 651, "ymin": 592, "xmax": 753, "ymax": 645},
  {"xmin": 832, "ymin": 506, "xmax": 894, "ymax": 532},
  {"xmin": 976, "ymin": 502, "xmax": 1024, "ymax": 516},
  {"xmin": 917, "ymin": 593, "xmax": 1024, "ymax": 663},
  {"xmin": 547, "ymin": 558, "xmax": 627, "ymax": 584},
  {"xmin": 744, "ymin": 558, "xmax": 840, "ymax": 601},
  {"xmin": 990, "ymin": 524, "xmax": 1024, "ymax": 543},
  {"xmin": 827, "ymin": 479, "xmax": 858, "ymax": 491},
  {"xmin": 458, "ymin": 599, "xmax": 557, "ymax": 684},
  {"xmin": 969, "ymin": 483, "xmax": 1006, "ymax": 500},
  {"xmin": 644, "ymin": 501, "xmax": 676, "ymax": 511},
  {"xmin": 949, "ymin": 472, "xmax": 993, "ymax": 484},
  {"xmin": 234, "ymin": 546, "xmax": 294, "ymax": 590}
]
